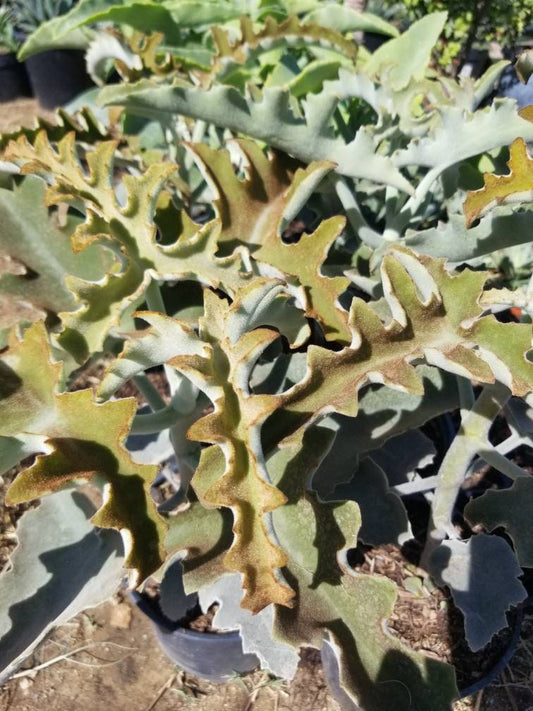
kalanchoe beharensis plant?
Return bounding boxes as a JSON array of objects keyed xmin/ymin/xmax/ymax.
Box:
[{"xmin": 4, "ymin": 9, "xmax": 533, "ymax": 710}]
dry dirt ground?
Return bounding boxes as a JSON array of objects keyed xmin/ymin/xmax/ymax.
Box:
[
  {"xmin": 0, "ymin": 598, "xmax": 337, "ymax": 711},
  {"xmin": 0, "ymin": 99, "xmax": 532, "ymax": 711}
]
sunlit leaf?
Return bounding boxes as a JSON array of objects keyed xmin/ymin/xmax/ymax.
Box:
[
  {"xmin": 464, "ymin": 137, "xmax": 533, "ymax": 226},
  {"xmin": 2, "ymin": 323, "xmax": 166, "ymax": 584}
]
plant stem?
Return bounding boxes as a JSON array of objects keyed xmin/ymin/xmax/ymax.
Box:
[
  {"xmin": 133, "ymin": 373, "xmax": 167, "ymax": 411},
  {"xmin": 163, "ymin": 119, "xmax": 180, "ymax": 162},
  {"xmin": 131, "ymin": 404, "xmax": 182, "ymax": 434},
  {"xmin": 169, "ymin": 395, "xmax": 205, "ymax": 489},
  {"xmin": 333, "ymin": 107, "xmax": 352, "ymax": 143},
  {"xmin": 333, "ymin": 176, "xmax": 383, "ymax": 248},
  {"xmin": 477, "ymin": 446, "xmax": 529, "ymax": 480},
  {"xmin": 392, "ymin": 475, "xmax": 440, "ymax": 496},
  {"xmin": 495, "ymin": 431, "xmax": 523, "ymax": 456},
  {"xmin": 145, "ymin": 277, "xmax": 167, "ymax": 314},
  {"xmin": 183, "ymin": 119, "xmax": 207, "ymax": 172},
  {"xmin": 421, "ymin": 382, "xmax": 510, "ymax": 568},
  {"xmin": 457, "ymin": 375, "xmax": 475, "ymax": 412},
  {"xmin": 391, "ymin": 165, "xmax": 441, "ymax": 232},
  {"xmin": 144, "ymin": 277, "xmax": 184, "ymax": 399}
]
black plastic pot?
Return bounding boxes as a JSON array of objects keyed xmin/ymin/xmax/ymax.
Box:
[
  {"xmin": 25, "ymin": 49, "xmax": 93, "ymax": 109},
  {"xmin": 131, "ymin": 591, "xmax": 259, "ymax": 682},
  {"xmin": 363, "ymin": 32, "xmax": 389, "ymax": 53},
  {"xmin": 0, "ymin": 52, "xmax": 32, "ymax": 102}
]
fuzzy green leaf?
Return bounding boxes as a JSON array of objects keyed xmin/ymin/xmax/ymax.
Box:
[
  {"xmin": 18, "ymin": 0, "xmax": 242, "ymax": 59},
  {"xmin": 98, "ymin": 311, "xmax": 208, "ymax": 400},
  {"xmin": 99, "ymin": 79, "xmax": 415, "ymax": 193},
  {"xmin": 177, "ymin": 282, "xmax": 308, "ymax": 612},
  {"xmin": 187, "ymin": 141, "xmax": 348, "ymax": 340},
  {"xmin": 5, "ymin": 132, "xmax": 249, "ymax": 358},
  {"xmin": 269, "ymin": 426, "xmax": 458, "ymax": 711},
  {"xmin": 165, "ymin": 502, "xmax": 233, "ymax": 591},
  {"xmin": 430, "ymin": 535, "xmax": 527, "ymax": 651},
  {"xmin": 0, "ymin": 177, "xmax": 110, "ymax": 341},
  {"xmin": 107, "ymin": 281, "xmax": 305, "ymax": 612},
  {"xmin": 464, "ymin": 137, "xmax": 533, "ymax": 227},
  {"xmin": 405, "ymin": 207, "xmax": 533, "ymax": 263},
  {"xmin": 98, "ymin": 280, "xmax": 309, "ymax": 401},
  {"xmin": 0, "ymin": 489, "xmax": 124, "ymax": 682},
  {"xmin": 364, "ymin": 13, "xmax": 447, "ymax": 90},
  {"xmin": 174, "ymin": 422, "xmax": 457, "ymax": 708},
  {"xmin": 395, "ymin": 103, "xmax": 533, "ymax": 176},
  {"xmin": 1, "ymin": 323, "xmax": 166, "ymax": 584},
  {"xmin": 277, "ymin": 247, "xmax": 533, "ymax": 441},
  {"xmin": 304, "ymin": 5, "xmax": 398, "ymax": 37},
  {"xmin": 333, "ymin": 457, "xmax": 411, "ymax": 545}
]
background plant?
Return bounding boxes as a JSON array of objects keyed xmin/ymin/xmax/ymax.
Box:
[
  {"xmin": 380, "ymin": 0, "xmax": 532, "ymax": 73},
  {"xmin": 10, "ymin": 0, "xmax": 78, "ymax": 36},
  {"xmin": 0, "ymin": 4, "xmax": 17, "ymax": 53}
]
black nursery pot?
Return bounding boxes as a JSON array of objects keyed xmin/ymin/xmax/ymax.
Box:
[
  {"xmin": 131, "ymin": 591, "xmax": 259, "ymax": 682},
  {"xmin": 25, "ymin": 49, "xmax": 93, "ymax": 109},
  {"xmin": 0, "ymin": 52, "xmax": 32, "ymax": 102},
  {"xmin": 363, "ymin": 32, "xmax": 389, "ymax": 53}
]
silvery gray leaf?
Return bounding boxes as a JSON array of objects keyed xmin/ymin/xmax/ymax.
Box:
[
  {"xmin": 311, "ymin": 368, "xmax": 446, "ymax": 499},
  {"xmin": 199, "ymin": 574, "xmax": 299, "ymax": 680},
  {"xmin": 334, "ymin": 457, "xmax": 412, "ymax": 545},
  {"xmin": 370, "ymin": 430, "xmax": 435, "ymax": 487},
  {"xmin": 126, "ymin": 405, "xmax": 174, "ymax": 465},
  {"xmin": 0, "ymin": 489, "xmax": 124, "ymax": 682},
  {"xmin": 429, "ymin": 535, "xmax": 527, "ymax": 651},
  {"xmin": 159, "ymin": 557, "xmax": 198, "ymax": 622}
]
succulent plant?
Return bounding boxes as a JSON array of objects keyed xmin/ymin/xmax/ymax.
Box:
[
  {"xmin": 10, "ymin": 0, "xmax": 76, "ymax": 36},
  {"xmin": 0, "ymin": 5, "xmax": 18, "ymax": 53},
  {"xmin": 2, "ymin": 7, "xmax": 533, "ymax": 710}
]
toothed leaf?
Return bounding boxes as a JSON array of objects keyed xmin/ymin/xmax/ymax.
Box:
[
  {"xmin": 429, "ymin": 535, "xmax": 527, "ymax": 651},
  {"xmin": 99, "ymin": 80, "xmax": 415, "ymax": 193},
  {"xmin": 0, "ymin": 106, "xmax": 107, "ymax": 152},
  {"xmin": 278, "ymin": 247, "xmax": 533, "ymax": 442},
  {"xmin": 269, "ymin": 426, "xmax": 458, "ymax": 711},
  {"xmin": 210, "ymin": 15, "xmax": 357, "ymax": 89},
  {"xmin": 103, "ymin": 280, "xmax": 309, "ymax": 612},
  {"xmin": 395, "ymin": 103, "xmax": 533, "ymax": 179},
  {"xmin": 188, "ymin": 141, "xmax": 348, "ymax": 340},
  {"xmin": 464, "ymin": 137, "xmax": 533, "ymax": 227},
  {"xmin": 0, "ymin": 177, "xmax": 110, "ymax": 343},
  {"xmin": 364, "ymin": 13, "xmax": 447, "ymax": 90},
  {"xmin": 5, "ymin": 133, "xmax": 249, "ymax": 359},
  {"xmin": 1, "ymin": 323, "xmax": 166, "ymax": 584},
  {"xmin": 465, "ymin": 477, "xmax": 533, "ymax": 568}
]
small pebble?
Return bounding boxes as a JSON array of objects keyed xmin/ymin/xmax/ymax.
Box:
[{"xmin": 19, "ymin": 677, "xmax": 33, "ymax": 692}]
